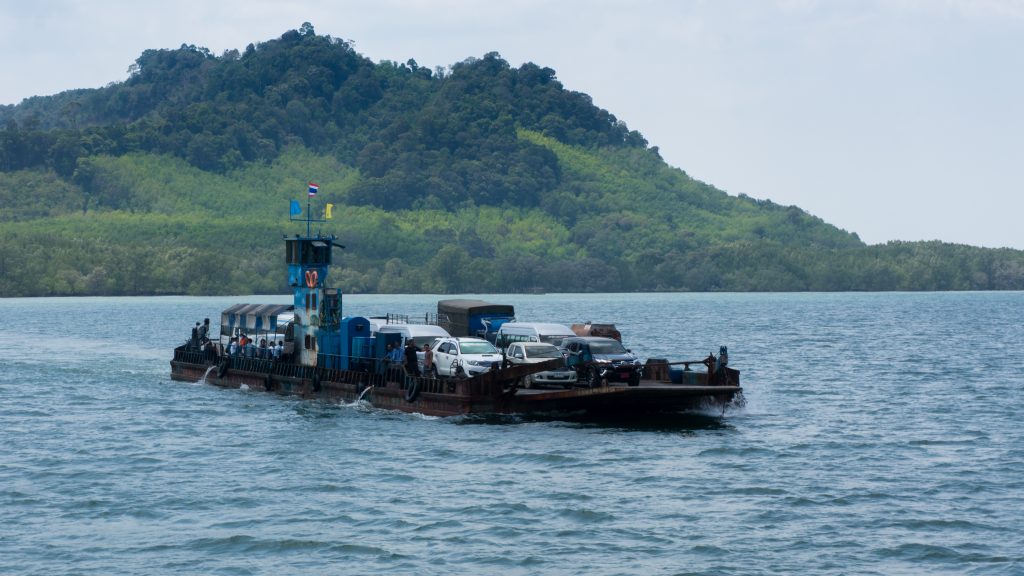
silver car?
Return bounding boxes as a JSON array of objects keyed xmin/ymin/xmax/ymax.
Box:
[{"xmin": 506, "ymin": 342, "xmax": 578, "ymax": 388}]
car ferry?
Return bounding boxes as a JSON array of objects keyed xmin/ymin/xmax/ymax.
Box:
[{"xmin": 169, "ymin": 206, "xmax": 741, "ymax": 418}]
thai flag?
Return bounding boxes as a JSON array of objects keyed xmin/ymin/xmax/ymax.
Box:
[{"xmin": 308, "ymin": 182, "xmax": 319, "ymax": 196}]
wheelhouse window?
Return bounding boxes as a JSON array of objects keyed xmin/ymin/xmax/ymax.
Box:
[{"xmin": 286, "ymin": 239, "xmax": 332, "ymax": 265}]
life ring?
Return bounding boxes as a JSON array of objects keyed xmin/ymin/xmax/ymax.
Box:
[
  {"xmin": 405, "ymin": 377, "xmax": 421, "ymax": 403},
  {"xmin": 217, "ymin": 358, "xmax": 229, "ymax": 378}
]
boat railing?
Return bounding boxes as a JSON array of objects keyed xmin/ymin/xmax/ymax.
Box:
[
  {"xmin": 432, "ymin": 313, "xmax": 452, "ymax": 332},
  {"xmin": 231, "ymin": 356, "xmax": 276, "ymax": 375},
  {"xmin": 173, "ymin": 347, "xmax": 216, "ymax": 365},
  {"xmin": 384, "ymin": 312, "xmax": 451, "ymax": 327},
  {"xmin": 642, "ymin": 358, "xmax": 738, "ymax": 387},
  {"xmin": 643, "ymin": 358, "xmax": 710, "ymax": 374},
  {"xmin": 179, "ymin": 346, "xmax": 526, "ymax": 396}
]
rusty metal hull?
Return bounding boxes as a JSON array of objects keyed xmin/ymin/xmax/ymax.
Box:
[
  {"xmin": 504, "ymin": 383, "xmax": 741, "ymax": 415},
  {"xmin": 170, "ymin": 350, "xmax": 741, "ymax": 418}
]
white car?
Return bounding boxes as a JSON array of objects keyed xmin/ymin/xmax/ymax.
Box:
[
  {"xmin": 429, "ymin": 337, "xmax": 502, "ymax": 378},
  {"xmin": 505, "ymin": 342, "xmax": 578, "ymax": 388}
]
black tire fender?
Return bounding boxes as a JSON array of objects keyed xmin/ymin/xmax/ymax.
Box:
[
  {"xmin": 405, "ymin": 377, "xmax": 421, "ymax": 403},
  {"xmin": 217, "ymin": 358, "xmax": 229, "ymax": 378}
]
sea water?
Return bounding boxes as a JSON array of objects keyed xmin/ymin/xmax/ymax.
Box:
[{"xmin": 1, "ymin": 292, "xmax": 1022, "ymax": 575}]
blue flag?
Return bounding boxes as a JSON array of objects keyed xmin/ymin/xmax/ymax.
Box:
[{"xmin": 289, "ymin": 200, "xmax": 301, "ymax": 216}]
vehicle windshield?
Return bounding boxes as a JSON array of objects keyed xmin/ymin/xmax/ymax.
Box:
[
  {"xmin": 524, "ymin": 345, "xmax": 562, "ymax": 359},
  {"xmin": 539, "ymin": 335, "xmax": 570, "ymax": 344},
  {"xmin": 460, "ymin": 341, "xmax": 498, "ymax": 354},
  {"xmin": 590, "ymin": 340, "xmax": 627, "ymax": 354}
]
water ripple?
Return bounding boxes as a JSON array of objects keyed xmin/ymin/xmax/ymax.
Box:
[{"xmin": 2, "ymin": 292, "xmax": 1023, "ymax": 575}]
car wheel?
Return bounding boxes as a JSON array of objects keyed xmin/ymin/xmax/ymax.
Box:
[
  {"xmin": 587, "ymin": 367, "xmax": 601, "ymax": 388},
  {"xmin": 523, "ymin": 375, "xmax": 532, "ymax": 389}
]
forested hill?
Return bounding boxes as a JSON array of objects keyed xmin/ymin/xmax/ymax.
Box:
[{"xmin": 2, "ymin": 23, "xmax": 1022, "ymax": 296}]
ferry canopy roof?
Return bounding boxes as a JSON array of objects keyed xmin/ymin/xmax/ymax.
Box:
[
  {"xmin": 437, "ymin": 299, "xmax": 515, "ymax": 337},
  {"xmin": 220, "ymin": 303, "xmax": 294, "ymax": 335},
  {"xmin": 437, "ymin": 299, "xmax": 515, "ymax": 316}
]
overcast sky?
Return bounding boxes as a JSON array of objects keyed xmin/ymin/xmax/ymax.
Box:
[{"xmin": 2, "ymin": 0, "xmax": 1022, "ymax": 249}]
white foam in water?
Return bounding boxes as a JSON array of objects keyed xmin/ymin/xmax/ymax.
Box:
[
  {"xmin": 201, "ymin": 365, "xmax": 216, "ymax": 384},
  {"xmin": 409, "ymin": 412, "xmax": 441, "ymax": 421},
  {"xmin": 239, "ymin": 384, "xmax": 250, "ymax": 391}
]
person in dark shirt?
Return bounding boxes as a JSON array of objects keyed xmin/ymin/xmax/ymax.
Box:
[{"xmin": 404, "ymin": 340, "xmax": 420, "ymax": 376}]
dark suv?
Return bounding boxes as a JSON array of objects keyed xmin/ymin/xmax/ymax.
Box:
[{"xmin": 560, "ymin": 336, "xmax": 642, "ymax": 387}]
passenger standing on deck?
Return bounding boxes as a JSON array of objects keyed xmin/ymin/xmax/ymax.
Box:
[
  {"xmin": 423, "ymin": 342, "xmax": 434, "ymax": 374},
  {"xmin": 404, "ymin": 340, "xmax": 420, "ymax": 377},
  {"xmin": 259, "ymin": 339, "xmax": 268, "ymax": 359},
  {"xmin": 190, "ymin": 323, "xmax": 200, "ymax": 349},
  {"xmin": 198, "ymin": 318, "xmax": 209, "ymax": 341},
  {"xmin": 228, "ymin": 337, "xmax": 239, "ymax": 357},
  {"xmin": 715, "ymin": 346, "xmax": 728, "ymax": 384},
  {"xmin": 385, "ymin": 343, "xmax": 401, "ymax": 380}
]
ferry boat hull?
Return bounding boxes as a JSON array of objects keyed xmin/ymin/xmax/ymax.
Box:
[{"xmin": 171, "ymin": 348, "xmax": 741, "ymax": 418}]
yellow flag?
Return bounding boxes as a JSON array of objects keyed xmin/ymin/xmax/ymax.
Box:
[{"xmin": 325, "ymin": 203, "xmax": 334, "ymax": 219}]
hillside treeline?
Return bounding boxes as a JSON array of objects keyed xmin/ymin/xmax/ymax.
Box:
[{"xmin": 1, "ymin": 24, "xmax": 1022, "ymax": 296}]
